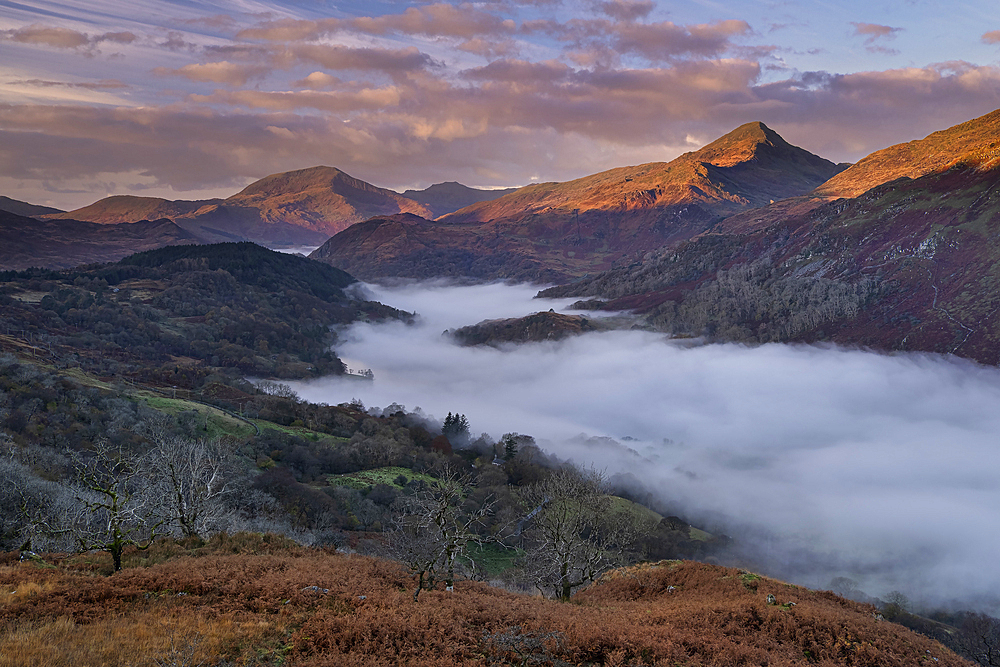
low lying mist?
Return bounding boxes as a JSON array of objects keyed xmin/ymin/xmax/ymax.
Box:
[{"xmin": 287, "ymin": 280, "xmax": 1000, "ymax": 613}]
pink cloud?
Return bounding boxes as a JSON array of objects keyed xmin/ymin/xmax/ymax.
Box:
[
  {"xmin": 456, "ymin": 37, "xmax": 520, "ymax": 59},
  {"xmin": 2, "ymin": 24, "xmax": 136, "ymax": 52},
  {"xmin": 236, "ymin": 18, "xmax": 342, "ymax": 42},
  {"xmin": 291, "ymin": 72, "xmax": 341, "ymax": 89},
  {"xmin": 191, "ymin": 88, "xmax": 403, "ymax": 112},
  {"xmin": 154, "ymin": 61, "xmax": 271, "ymax": 86},
  {"xmin": 350, "ymin": 3, "xmax": 516, "ymax": 39},
  {"xmin": 983, "ymin": 30, "xmax": 1000, "ymax": 45},
  {"xmin": 287, "ymin": 44, "xmax": 435, "ymax": 75},
  {"xmin": 5, "ymin": 24, "xmax": 90, "ymax": 48},
  {"xmin": 613, "ymin": 19, "xmax": 753, "ymax": 62},
  {"xmin": 851, "ymin": 22, "xmax": 902, "ymax": 54},
  {"xmin": 593, "ymin": 0, "xmax": 655, "ymax": 22},
  {"xmin": 238, "ymin": 4, "xmax": 515, "ymax": 42}
]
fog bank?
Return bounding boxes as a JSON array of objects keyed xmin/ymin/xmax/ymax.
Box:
[{"xmin": 287, "ymin": 281, "xmax": 1000, "ymax": 612}]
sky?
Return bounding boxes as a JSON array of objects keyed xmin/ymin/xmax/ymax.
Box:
[
  {"xmin": 286, "ymin": 281, "xmax": 1000, "ymax": 613},
  {"xmin": 3, "ymin": 0, "xmax": 1000, "ymax": 210}
]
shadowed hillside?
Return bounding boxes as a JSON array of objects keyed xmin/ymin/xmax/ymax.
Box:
[
  {"xmin": 0, "ymin": 242, "xmax": 407, "ymax": 379},
  {"xmin": 0, "ymin": 210, "xmax": 200, "ymax": 270},
  {"xmin": 0, "ymin": 195, "xmax": 63, "ymax": 218},
  {"xmin": 401, "ymin": 181, "xmax": 518, "ymax": 218}
]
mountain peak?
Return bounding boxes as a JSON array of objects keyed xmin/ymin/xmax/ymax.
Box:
[
  {"xmin": 221, "ymin": 165, "xmax": 433, "ymax": 234},
  {"xmin": 691, "ymin": 121, "xmax": 796, "ymax": 167},
  {"xmin": 232, "ymin": 166, "xmax": 353, "ymax": 199},
  {"xmin": 401, "ymin": 181, "xmax": 518, "ymax": 217}
]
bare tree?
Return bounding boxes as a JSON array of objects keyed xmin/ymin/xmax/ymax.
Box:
[
  {"xmin": 148, "ymin": 435, "xmax": 237, "ymax": 539},
  {"xmin": 955, "ymin": 613, "xmax": 1000, "ymax": 667},
  {"xmin": 516, "ymin": 468, "xmax": 636, "ymax": 601},
  {"xmin": 387, "ymin": 467, "xmax": 502, "ymax": 599},
  {"xmin": 384, "ymin": 515, "xmax": 446, "ymax": 601},
  {"xmin": 67, "ymin": 442, "xmax": 167, "ymax": 572}
]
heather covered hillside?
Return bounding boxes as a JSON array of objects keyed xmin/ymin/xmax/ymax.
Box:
[{"xmin": 0, "ymin": 545, "xmax": 972, "ymax": 667}]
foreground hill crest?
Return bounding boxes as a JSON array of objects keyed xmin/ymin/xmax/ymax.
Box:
[{"xmin": 0, "ymin": 544, "xmax": 970, "ymax": 666}]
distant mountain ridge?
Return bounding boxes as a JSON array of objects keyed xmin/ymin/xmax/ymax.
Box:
[
  {"xmin": 814, "ymin": 108, "xmax": 1000, "ymax": 198},
  {"xmin": 0, "ymin": 196, "xmax": 63, "ymax": 218},
  {"xmin": 310, "ymin": 122, "xmax": 845, "ymax": 282},
  {"xmin": 401, "ymin": 181, "xmax": 518, "ymax": 219},
  {"xmin": 0, "ymin": 210, "xmax": 200, "ymax": 270},
  {"xmin": 53, "ymin": 195, "xmax": 221, "ymax": 225},
  {"xmin": 39, "ymin": 168, "xmax": 517, "ymax": 247},
  {"xmin": 443, "ymin": 122, "xmax": 844, "ymax": 224}
]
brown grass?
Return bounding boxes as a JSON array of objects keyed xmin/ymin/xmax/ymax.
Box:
[{"xmin": 0, "ymin": 543, "xmax": 972, "ymax": 667}]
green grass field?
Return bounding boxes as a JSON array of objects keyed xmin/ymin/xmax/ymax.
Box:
[
  {"xmin": 464, "ymin": 542, "xmax": 524, "ymax": 576},
  {"xmin": 141, "ymin": 395, "xmax": 256, "ymax": 439},
  {"xmin": 329, "ymin": 466, "xmax": 439, "ymax": 490},
  {"xmin": 253, "ymin": 419, "xmax": 346, "ymax": 444}
]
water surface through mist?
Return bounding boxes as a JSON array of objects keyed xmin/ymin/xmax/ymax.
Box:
[{"xmin": 286, "ymin": 281, "xmax": 1000, "ymax": 611}]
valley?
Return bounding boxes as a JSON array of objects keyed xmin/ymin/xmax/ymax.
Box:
[{"xmin": 5, "ymin": 107, "xmax": 1000, "ymax": 667}]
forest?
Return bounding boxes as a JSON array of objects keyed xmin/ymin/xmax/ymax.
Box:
[
  {"xmin": 540, "ymin": 235, "xmax": 884, "ymax": 345},
  {"xmin": 0, "ymin": 242, "xmax": 408, "ymax": 381}
]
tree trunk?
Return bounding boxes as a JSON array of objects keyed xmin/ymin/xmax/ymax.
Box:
[
  {"xmin": 111, "ymin": 542, "xmax": 123, "ymax": 572},
  {"xmin": 445, "ymin": 544, "xmax": 456, "ymax": 592},
  {"xmin": 414, "ymin": 571, "xmax": 424, "ymax": 601},
  {"xmin": 560, "ymin": 561, "xmax": 571, "ymax": 601}
]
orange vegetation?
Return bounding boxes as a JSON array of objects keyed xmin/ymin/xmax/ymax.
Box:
[{"xmin": 0, "ymin": 537, "xmax": 969, "ymax": 666}]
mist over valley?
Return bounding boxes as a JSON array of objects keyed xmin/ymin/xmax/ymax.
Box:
[{"xmin": 286, "ymin": 281, "xmax": 1000, "ymax": 614}]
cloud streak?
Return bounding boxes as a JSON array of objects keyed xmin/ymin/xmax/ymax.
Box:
[
  {"xmin": 285, "ymin": 282, "xmax": 1000, "ymax": 613},
  {"xmin": 2, "ymin": 23, "xmax": 136, "ymax": 52}
]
